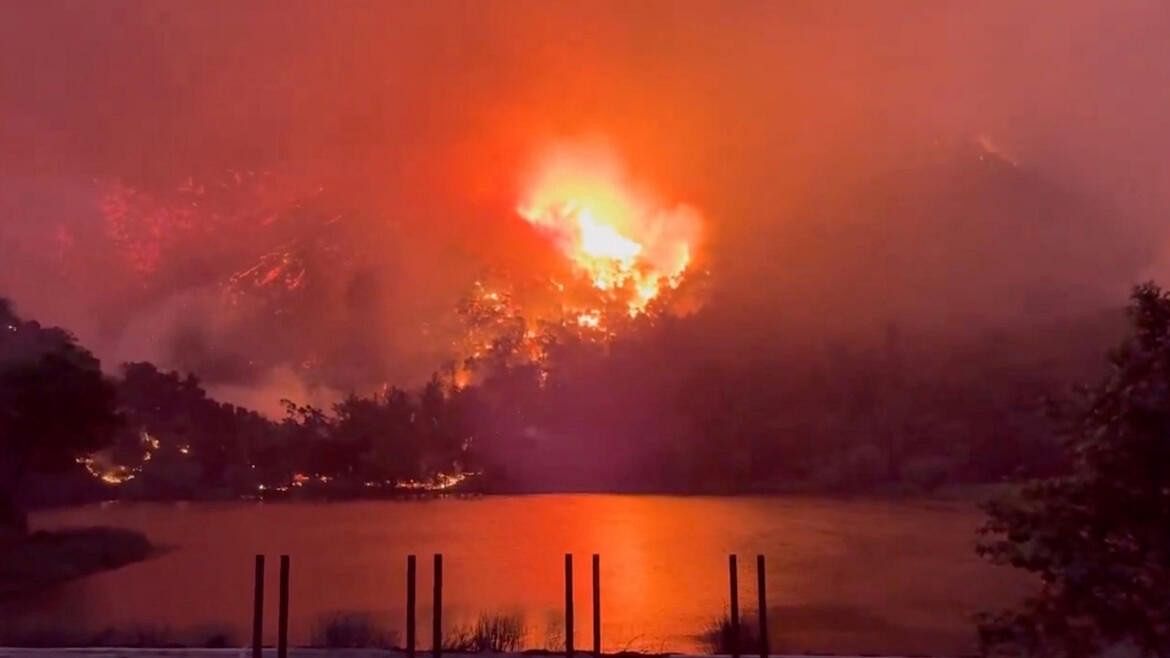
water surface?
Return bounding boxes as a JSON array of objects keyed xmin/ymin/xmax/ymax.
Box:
[{"xmin": 10, "ymin": 495, "xmax": 1028, "ymax": 654}]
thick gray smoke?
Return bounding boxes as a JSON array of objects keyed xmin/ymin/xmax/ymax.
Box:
[{"xmin": 1, "ymin": 0, "xmax": 1169, "ymax": 410}]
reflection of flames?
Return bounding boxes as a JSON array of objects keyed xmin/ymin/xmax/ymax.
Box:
[{"xmin": 517, "ymin": 145, "xmax": 702, "ymax": 317}]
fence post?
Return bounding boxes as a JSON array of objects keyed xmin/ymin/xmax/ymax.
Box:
[
  {"xmin": 252, "ymin": 555, "xmax": 265, "ymax": 658},
  {"xmin": 592, "ymin": 554, "xmax": 601, "ymax": 658},
  {"xmin": 433, "ymin": 554, "xmax": 443, "ymax": 658},
  {"xmin": 757, "ymin": 555, "xmax": 768, "ymax": 658},
  {"xmin": 277, "ymin": 555, "xmax": 290, "ymax": 658},
  {"xmin": 407, "ymin": 554, "xmax": 417, "ymax": 658},
  {"xmin": 565, "ymin": 553, "xmax": 575, "ymax": 657},
  {"xmin": 729, "ymin": 554, "xmax": 740, "ymax": 658}
]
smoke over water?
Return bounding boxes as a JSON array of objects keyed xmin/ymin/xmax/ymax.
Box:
[{"xmin": 2, "ymin": 1, "xmax": 1169, "ymax": 412}]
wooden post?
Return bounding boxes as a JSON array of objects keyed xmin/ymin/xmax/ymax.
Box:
[
  {"xmin": 591, "ymin": 554, "xmax": 601, "ymax": 658},
  {"xmin": 278, "ymin": 555, "xmax": 290, "ymax": 658},
  {"xmin": 757, "ymin": 555, "xmax": 768, "ymax": 658},
  {"xmin": 407, "ymin": 555, "xmax": 417, "ymax": 658},
  {"xmin": 729, "ymin": 554, "xmax": 740, "ymax": 658},
  {"xmin": 252, "ymin": 555, "xmax": 264, "ymax": 658},
  {"xmin": 565, "ymin": 553, "xmax": 574, "ymax": 657},
  {"xmin": 433, "ymin": 554, "xmax": 443, "ymax": 658}
]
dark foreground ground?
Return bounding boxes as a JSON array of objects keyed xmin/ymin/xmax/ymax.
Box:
[{"xmin": 0, "ymin": 650, "xmax": 930, "ymax": 658}]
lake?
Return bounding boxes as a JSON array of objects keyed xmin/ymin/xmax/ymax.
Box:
[{"xmin": 9, "ymin": 495, "xmax": 1028, "ymax": 655}]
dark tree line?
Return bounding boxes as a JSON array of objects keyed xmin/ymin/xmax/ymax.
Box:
[
  {"xmin": 0, "ymin": 299, "xmax": 484, "ymax": 525},
  {"xmin": 0, "ymin": 300, "xmax": 121, "ymax": 531},
  {"xmin": 92, "ymin": 366, "xmax": 480, "ymax": 501},
  {"xmin": 447, "ymin": 306, "xmax": 1111, "ymax": 493},
  {"xmin": 0, "ymin": 281, "xmax": 1126, "ymax": 517}
]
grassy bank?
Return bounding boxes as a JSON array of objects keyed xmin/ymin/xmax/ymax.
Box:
[{"xmin": 0, "ymin": 526, "xmax": 154, "ymax": 598}]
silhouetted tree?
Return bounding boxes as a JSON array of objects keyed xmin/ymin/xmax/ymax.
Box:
[
  {"xmin": 977, "ymin": 283, "xmax": 1170, "ymax": 658},
  {"xmin": 0, "ymin": 299, "xmax": 122, "ymax": 531}
]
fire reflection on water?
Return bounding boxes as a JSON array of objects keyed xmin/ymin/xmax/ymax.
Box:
[{"xmin": 16, "ymin": 496, "xmax": 1028, "ymax": 655}]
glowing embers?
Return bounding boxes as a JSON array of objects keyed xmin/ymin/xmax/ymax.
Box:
[{"xmin": 76, "ymin": 431, "xmax": 164, "ymax": 486}]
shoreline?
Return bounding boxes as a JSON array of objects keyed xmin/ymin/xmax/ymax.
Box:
[
  {"xmin": 29, "ymin": 484, "xmax": 1010, "ymax": 513},
  {"xmin": 0, "ymin": 527, "xmax": 156, "ymax": 599}
]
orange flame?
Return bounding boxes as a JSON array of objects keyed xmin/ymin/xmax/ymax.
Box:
[{"xmin": 517, "ymin": 143, "xmax": 702, "ymax": 316}]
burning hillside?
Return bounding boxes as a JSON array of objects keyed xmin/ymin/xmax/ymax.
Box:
[
  {"xmin": 3, "ymin": 139, "xmax": 708, "ymax": 409},
  {"xmin": 517, "ymin": 144, "xmax": 703, "ymax": 320},
  {"xmin": 447, "ymin": 145, "xmax": 707, "ymax": 386}
]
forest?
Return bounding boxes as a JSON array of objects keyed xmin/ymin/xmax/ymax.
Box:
[{"xmin": 1, "ymin": 280, "xmax": 1126, "ymax": 519}]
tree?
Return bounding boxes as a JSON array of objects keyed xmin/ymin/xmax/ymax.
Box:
[
  {"xmin": 117, "ymin": 362, "xmax": 258, "ymax": 493},
  {"xmin": 976, "ymin": 283, "xmax": 1170, "ymax": 658},
  {"xmin": 0, "ymin": 299, "xmax": 122, "ymax": 531}
]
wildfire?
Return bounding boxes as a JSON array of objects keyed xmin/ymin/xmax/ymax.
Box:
[
  {"xmin": 77, "ymin": 456, "xmax": 137, "ymax": 485},
  {"xmin": 576, "ymin": 310, "xmax": 602, "ymax": 329},
  {"xmin": 396, "ymin": 471, "xmax": 478, "ymax": 492},
  {"xmin": 517, "ymin": 143, "xmax": 702, "ymax": 317},
  {"xmin": 98, "ymin": 170, "xmax": 319, "ymax": 278},
  {"xmin": 450, "ymin": 145, "xmax": 706, "ymax": 389},
  {"xmin": 76, "ymin": 430, "xmax": 164, "ymax": 486}
]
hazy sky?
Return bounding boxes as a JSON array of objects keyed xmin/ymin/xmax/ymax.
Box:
[{"xmin": 2, "ymin": 0, "xmax": 1169, "ymax": 407}]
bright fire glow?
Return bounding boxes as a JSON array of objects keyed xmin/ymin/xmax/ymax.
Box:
[
  {"xmin": 517, "ymin": 143, "xmax": 702, "ymax": 316},
  {"xmin": 75, "ymin": 431, "xmax": 164, "ymax": 486},
  {"xmin": 576, "ymin": 310, "xmax": 602, "ymax": 328}
]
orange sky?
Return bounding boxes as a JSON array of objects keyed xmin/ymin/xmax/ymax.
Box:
[{"xmin": 2, "ymin": 0, "xmax": 1170, "ymax": 400}]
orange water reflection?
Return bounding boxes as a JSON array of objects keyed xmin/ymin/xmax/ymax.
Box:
[{"xmin": 14, "ymin": 495, "xmax": 1029, "ymax": 654}]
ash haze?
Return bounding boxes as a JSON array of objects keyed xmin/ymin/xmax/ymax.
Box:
[{"xmin": 1, "ymin": 0, "xmax": 1169, "ymax": 413}]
